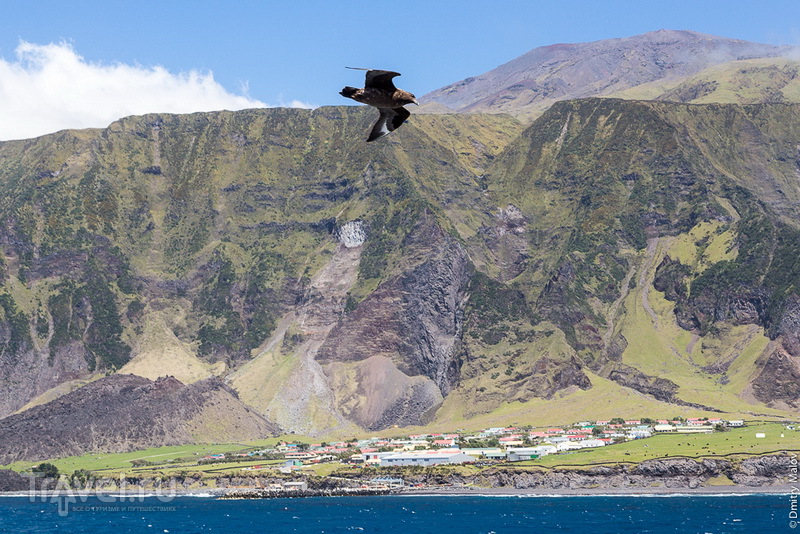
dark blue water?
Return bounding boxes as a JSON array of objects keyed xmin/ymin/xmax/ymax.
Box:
[{"xmin": 0, "ymin": 494, "xmax": 790, "ymax": 533}]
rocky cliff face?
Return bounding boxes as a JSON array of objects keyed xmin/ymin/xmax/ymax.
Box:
[
  {"xmin": 333, "ymin": 454, "xmax": 793, "ymax": 491},
  {"xmin": 0, "ymin": 107, "xmax": 522, "ymax": 432},
  {"xmin": 317, "ymin": 212, "xmax": 473, "ymax": 429},
  {"xmin": 1, "ymin": 97, "xmax": 800, "ymax": 438}
]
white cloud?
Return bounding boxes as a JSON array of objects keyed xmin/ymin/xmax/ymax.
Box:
[
  {"xmin": 0, "ymin": 42, "xmax": 309, "ymax": 141},
  {"xmin": 283, "ymin": 99, "xmax": 316, "ymax": 110}
]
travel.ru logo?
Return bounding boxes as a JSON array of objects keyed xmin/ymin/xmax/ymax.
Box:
[{"xmin": 27, "ymin": 472, "xmax": 176, "ymax": 517}]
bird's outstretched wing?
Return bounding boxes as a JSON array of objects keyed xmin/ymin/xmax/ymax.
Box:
[
  {"xmin": 346, "ymin": 67, "xmax": 401, "ymax": 92},
  {"xmin": 367, "ymin": 107, "xmax": 411, "ymax": 142}
]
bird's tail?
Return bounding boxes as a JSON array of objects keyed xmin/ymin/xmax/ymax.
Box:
[{"xmin": 340, "ymin": 86, "xmax": 358, "ymax": 99}]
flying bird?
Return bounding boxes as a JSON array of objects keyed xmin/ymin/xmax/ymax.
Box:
[{"xmin": 340, "ymin": 67, "xmax": 418, "ymax": 142}]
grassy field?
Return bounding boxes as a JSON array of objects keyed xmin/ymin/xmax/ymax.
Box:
[
  {"xmin": 0, "ymin": 438, "xmax": 297, "ymax": 474},
  {"xmin": 532, "ymin": 422, "xmax": 800, "ymax": 467}
]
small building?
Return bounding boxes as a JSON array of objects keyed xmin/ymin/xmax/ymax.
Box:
[
  {"xmin": 284, "ymin": 451, "xmax": 317, "ymax": 460},
  {"xmin": 462, "ymin": 448, "xmax": 505, "ymax": 460},
  {"xmin": 508, "ymin": 445, "xmax": 556, "ymax": 460},
  {"xmin": 556, "ymin": 441, "xmax": 585, "ymax": 451},
  {"xmin": 363, "ymin": 452, "xmax": 395, "ymax": 466},
  {"xmin": 370, "ymin": 477, "xmax": 404, "ymax": 488},
  {"xmin": 654, "ymin": 424, "xmax": 676, "ymax": 432},
  {"xmin": 675, "ymin": 425, "xmax": 714, "ymax": 434},
  {"xmin": 686, "ymin": 418, "xmax": 708, "ymax": 426},
  {"xmin": 498, "ymin": 436, "xmax": 524, "ymax": 447},
  {"xmin": 566, "ymin": 428, "xmax": 591, "ymax": 435},
  {"xmin": 727, "ymin": 420, "xmax": 745, "ymax": 428},
  {"xmin": 393, "ymin": 440, "xmax": 429, "ymax": 451},
  {"xmin": 379, "ymin": 450, "xmax": 473, "ymax": 467},
  {"xmin": 283, "ymin": 481, "xmax": 308, "ymax": 491},
  {"xmin": 576, "ymin": 439, "xmax": 606, "ymax": 448}
]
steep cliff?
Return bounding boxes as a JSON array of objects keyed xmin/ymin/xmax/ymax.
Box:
[
  {"xmin": 0, "ymin": 108, "xmax": 521, "ymax": 431},
  {"xmin": 316, "ymin": 211, "xmax": 473, "ymax": 429},
  {"xmin": 1, "ymin": 98, "xmax": 800, "ymax": 437},
  {"xmin": 472, "ymin": 99, "xmax": 800, "ymax": 416}
]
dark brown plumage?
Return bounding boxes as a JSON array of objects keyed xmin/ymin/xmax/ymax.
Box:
[{"xmin": 340, "ymin": 67, "xmax": 417, "ymax": 142}]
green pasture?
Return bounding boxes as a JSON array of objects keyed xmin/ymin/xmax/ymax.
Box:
[
  {"xmin": 533, "ymin": 423, "xmax": 799, "ymax": 467},
  {"xmin": 0, "ymin": 437, "xmax": 297, "ymax": 474}
]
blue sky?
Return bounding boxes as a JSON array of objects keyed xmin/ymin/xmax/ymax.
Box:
[{"xmin": 1, "ymin": 0, "xmax": 798, "ymax": 140}]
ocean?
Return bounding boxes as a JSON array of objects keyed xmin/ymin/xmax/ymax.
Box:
[{"xmin": 0, "ymin": 493, "xmax": 791, "ymax": 533}]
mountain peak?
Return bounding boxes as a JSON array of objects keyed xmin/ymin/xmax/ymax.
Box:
[{"xmin": 420, "ymin": 30, "xmax": 790, "ymax": 117}]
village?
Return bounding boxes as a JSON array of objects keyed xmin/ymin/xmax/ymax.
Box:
[{"xmin": 202, "ymin": 416, "xmax": 745, "ymax": 471}]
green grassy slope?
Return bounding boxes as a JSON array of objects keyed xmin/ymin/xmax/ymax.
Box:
[
  {"xmin": 611, "ymin": 58, "xmax": 800, "ymax": 105},
  {"xmin": 1, "ymin": 99, "xmax": 800, "ymax": 442}
]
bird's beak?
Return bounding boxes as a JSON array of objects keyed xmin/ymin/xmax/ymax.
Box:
[{"xmin": 413, "ymin": 100, "xmax": 419, "ymax": 106}]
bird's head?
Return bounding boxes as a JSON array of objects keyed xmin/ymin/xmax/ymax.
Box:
[{"xmin": 399, "ymin": 90, "xmax": 418, "ymax": 106}]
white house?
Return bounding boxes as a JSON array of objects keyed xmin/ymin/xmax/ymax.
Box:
[
  {"xmin": 507, "ymin": 446, "xmax": 556, "ymax": 461},
  {"xmin": 556, "ymin": 441, "xmax": 585, "ymax": 451},
  {"xmin": 378, "ymin": 450, "xmax": 473, "ymax": 467},
  {"xmin": 576, "ymin": 439, "xmax": 606, "ymax": 448},
  {"xmin": 675, "ymin": 425, "xmax": 714, "ymax": 434}
]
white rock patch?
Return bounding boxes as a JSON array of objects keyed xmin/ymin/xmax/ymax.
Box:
[{"xmin": 336, "ymin": 220, "xmax": 366, "ymax": 248}]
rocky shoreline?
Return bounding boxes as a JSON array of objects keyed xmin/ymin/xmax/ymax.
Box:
[
  {"xmin": 220, "ymin": 487, "xmax": 393, "ymax": 499},
  {"xmin": 0, "ymin": 484, "xmax": 793, "ymax": 499},
  {"xmin": 1, "ymin": 454, "xmax": 795, "ymax": 497}
]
